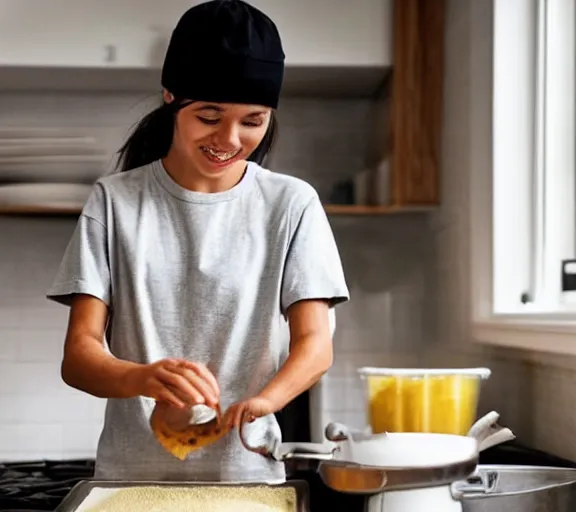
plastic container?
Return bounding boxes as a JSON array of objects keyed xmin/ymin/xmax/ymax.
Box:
[{"xmin": 358, "ymin": 367, "xmax": 491, "ymax": 435}]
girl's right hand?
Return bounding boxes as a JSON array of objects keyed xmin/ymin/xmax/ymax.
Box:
[{"xmin": 128, "ymin": 359, "xmax": 220, "ymax": 409}]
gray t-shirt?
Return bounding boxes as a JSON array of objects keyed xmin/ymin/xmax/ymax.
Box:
[{"xmin": 47, "ymin": 159, "xmax": 349, "ymax": 482}]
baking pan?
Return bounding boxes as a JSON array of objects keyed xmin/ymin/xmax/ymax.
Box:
[{"xmin": 55, "ymin": 479, "xmax": 310, "ymax": 512}]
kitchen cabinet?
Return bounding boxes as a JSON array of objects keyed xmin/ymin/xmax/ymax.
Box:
[
  {"xmin": 0, "ymin": 0, "xmax": 393, "ymax": 96},
  {"xmin": 0, "ymin": 1, "xmax": 164, "ymax": 69},
  {"xmin": 358, "ymin": 0, "xmax": 444, "ymax": 213},
  {"xmin": 389, "ymin": 0, "xmax": 444, "ymax": 207},
  {"xmin": 249, "ymin": 0, "xmax": 392, "ymax": 68}
]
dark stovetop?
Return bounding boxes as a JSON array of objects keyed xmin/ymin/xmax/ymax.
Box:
[
  {"xmin": 0, "ymin": 459, "xmax": 94, "ymax": 511},
  {"xmin": 2, "ymin": 441, "xmax": 575, "ymax": 511},
  {"xmin": 0, "ymin": 459, "xmax": 354, "ymax": 512}
]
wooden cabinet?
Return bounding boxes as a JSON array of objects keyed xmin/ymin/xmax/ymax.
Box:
[{"xmin": 390, "ymin": 0, "xmax": 444, "ymax": 207}]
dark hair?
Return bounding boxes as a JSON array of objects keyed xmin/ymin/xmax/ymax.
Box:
[{"xmin": 116, "ymin": 98, "xmax": 278, "ymax": 172}]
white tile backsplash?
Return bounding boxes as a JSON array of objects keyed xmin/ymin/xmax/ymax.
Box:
[
  {"xmin": 0, "ymin": 393, "xmax": 105, "ymax": 424},
  {"xmin": 15, "ymin": 331, "xmax": 66, "ymax": 363},
  {"xmin": 61, "ymin": 423, "xmax": 103, "ymax": 454},
  {"xmin": 0, "ymin": 424, "xmax": 64, "ymax": 456},
  {"xmin": 0, "ymin": 362, "xmax": 69, "ymax": 395},
  {"xmin": 0, "ymin": 331, "xmax": 18, "ymax": 362}
]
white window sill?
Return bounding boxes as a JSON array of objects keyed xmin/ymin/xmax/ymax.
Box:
[{"xmin": 472, "ymin": 316, "xmax": 576, "ymax": 355}]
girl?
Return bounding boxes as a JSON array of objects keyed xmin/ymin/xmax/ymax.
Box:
[{"xmin": 48, "ymin": 0, "xmax": 349, "ymax": 483}]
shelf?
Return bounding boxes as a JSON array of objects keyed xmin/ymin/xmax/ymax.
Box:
[
  {"xmin": 323, "ymin": 204, "xmax": 436, "ymax": 215},
  {"xmin": 0, "ymin": 65, "xmax": 389, "ymax": 98},
  {"xmin": 0, "ymin": 204, "xmax": 437, "ymax": 217},
  {"xmin": 0, "ymin": 205, "xmax": 83, "ymax": 216}
]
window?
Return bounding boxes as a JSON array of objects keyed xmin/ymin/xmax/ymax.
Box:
[{"xmin": 471, "ymin": 0, "xmax": 576, "ymax": 354}]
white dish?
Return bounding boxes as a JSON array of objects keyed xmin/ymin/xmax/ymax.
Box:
[
  {"xmin": 0, "ymin": 154, "xmax": 108, "ymax": 164},
  {"xmin": 0, "ymin": 128, "xmax": 92, "ymax": 139},
  {"xmin": 335, "ymin": 432, "xmax": 478, "ymax": 468},
  {"xmin": 0, "ymin": 161, "xmax": 110, "ymax": 184},
  {"xmin": 0, "ymin": 145, "xmax": 104, "ymax": 158},
  {"xmin": 0, "ymin": 183, "xmax": 92, "ymax": 209},
  {"xmin": 0, "ymin": 136, "xmax": 96, "ymax": 144}
]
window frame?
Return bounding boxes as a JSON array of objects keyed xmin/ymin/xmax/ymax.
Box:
[{"xmin": 470, "ymin": 0, "xmax": 576, "ymax": 355}]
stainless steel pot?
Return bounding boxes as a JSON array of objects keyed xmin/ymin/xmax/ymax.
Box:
[
  {"xmin": 456, "ymin": 465, "xmax": 576, "ymax": 512},
  {"xmin": 342, "ymin": 465, "xmax": 576, "ymax": 512}
]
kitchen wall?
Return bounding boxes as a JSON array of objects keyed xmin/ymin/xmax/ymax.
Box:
[
  {"xmin": 0, "ymin": 92, "xmax": 431, "ymax": 460},
  {"xmin": 425, "ymin": 0, "xmax": 576, "ymax": 462}
]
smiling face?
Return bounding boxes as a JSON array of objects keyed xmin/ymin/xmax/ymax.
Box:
[{"xmin": 163, "ymin": 90, "xmax": 272, "ymax": 186}]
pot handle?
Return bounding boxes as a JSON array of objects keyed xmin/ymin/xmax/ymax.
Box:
[
  {"xmin": 451, "ymin": 470, "xmax": 499, "ymax": 500},
  {"xmin": 467, "ymin": 411, "xmax": 500, "ymax": 441},
  {"xmin": 272, "ymin": 441, "xmax": 338, "ymax": 462},
  {"xmin": 325, "ymin": 422, "xmax": 351, "ymax": 441},
  {"xmin": 478, "ymin": 428, "xmax": 515, "ymax": 452},
  {"xmin": 238, "ymin": 415, "xmax": 338, "ymax": 462}
]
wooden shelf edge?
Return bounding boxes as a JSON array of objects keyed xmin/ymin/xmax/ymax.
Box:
[
  {"xmin": 0, "ymin": 205, "xmax": 82, "ymax": 215},
  {"xmin": 0, "ymin": 204, "xmax": 438, "ymax": 217},
  {"xmin": 0, "ymin": 64, "xmax": 390, "ymax": 98},
  {"xmin": 323, "ymin": 204, "xmax": 437, "ymax": 215}
]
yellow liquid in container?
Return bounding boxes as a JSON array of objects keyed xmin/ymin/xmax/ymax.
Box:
[{"xmin": 366, "ymin": 374, "xmax": 481, "ymax": 435}]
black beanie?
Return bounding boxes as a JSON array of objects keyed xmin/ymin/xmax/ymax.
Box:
[{"xmin": 161, "ymin": 0, "xmax": 285, "ymax": 109}]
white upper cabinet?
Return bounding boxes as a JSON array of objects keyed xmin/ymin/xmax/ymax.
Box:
[
  {"xmin": 0, "ymin": 0, "xmax": 176, "ymax": 68},
  {"xmin": 248, "ymin": 0, "xmax": 392, "ymax": 67},
  {"xmin": 0, "ymin": 0, "xmax": 393, "ymax": 69}
]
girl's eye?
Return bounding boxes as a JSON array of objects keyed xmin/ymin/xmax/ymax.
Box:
[
  {"xmin": 197, "ymin": 117, "xmax": 219, "ymax": 125},
  {"xmin": 196, "ymin": 117, "xmax": 262, "ymax": 128}
]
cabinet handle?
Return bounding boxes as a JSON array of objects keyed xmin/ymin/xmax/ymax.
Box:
[{"xmin": 104, "ymin": 45, "xmax": 117, "ymax": 64}]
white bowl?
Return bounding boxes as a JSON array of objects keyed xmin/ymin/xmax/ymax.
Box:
[{"xmin": 335, "ymin": 432, "xmax": 478, "ymax": 468}]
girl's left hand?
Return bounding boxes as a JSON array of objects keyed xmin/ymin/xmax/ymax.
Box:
[{"xmin": 224, "ymin": 396, "xmax": 275, "ymax": 429}]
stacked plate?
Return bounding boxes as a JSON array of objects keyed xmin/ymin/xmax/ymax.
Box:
[{"xmin": 0, "ymin": 128, "xmax": 111, "ymax": 213}]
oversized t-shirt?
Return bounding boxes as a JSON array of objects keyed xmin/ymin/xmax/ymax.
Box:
[{"xmin": 47, "ymin": 159, "xmax": 349, "ymax": 482}]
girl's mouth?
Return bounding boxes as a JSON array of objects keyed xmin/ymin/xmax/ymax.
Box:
[{"xmin": 200, "ymin": 146, "xmax": 241, "ymax": 163}]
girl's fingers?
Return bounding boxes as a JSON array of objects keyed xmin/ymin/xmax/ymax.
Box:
[
  {"xmin": 158, "ymin": 368, "xmax": 206, "ymax": 404},
  {"xmin": 169, "ymin": 366, "xmax": 218, "ymax": 407},
  {"xmin": 179, "ymin": 361, "xmax": 220, "ymax": 398}
]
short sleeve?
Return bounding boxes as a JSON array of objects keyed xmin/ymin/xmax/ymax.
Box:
[
  {"xmin": 281, "ymin": 194, "xmax": 350, "ymax": 314},
  {"xmin": 46, "ymin": 184, "xmax": 111, "ymax": 307}
]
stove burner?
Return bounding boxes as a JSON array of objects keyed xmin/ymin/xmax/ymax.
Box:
[{"xmin": 0, "ymin": 459, "xmax": 95, "ymax": 511}]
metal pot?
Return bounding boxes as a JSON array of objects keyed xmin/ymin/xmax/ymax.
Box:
[
  {"xmin": 331, "ymin": 465, "xmax": 576, "ymax": 512},
  {"xmin": 456, "ymin": 465, "xmax": 576, "ymax": 512}
]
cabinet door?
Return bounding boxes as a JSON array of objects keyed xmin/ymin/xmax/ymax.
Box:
[
  {"xmin": 390, "ymin": 0, "xmax": 445, "ymax": 206},
  {"xmin": 0, "ymin": 1, "xmax": 101, "ymax": 67},
  {"xmin": 249, "ymin": 0, "xmax": 392, "ymax": 67},
  {"xmin": 0, "ymin": 0, "xmax": 181, "ymax": 68}
]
